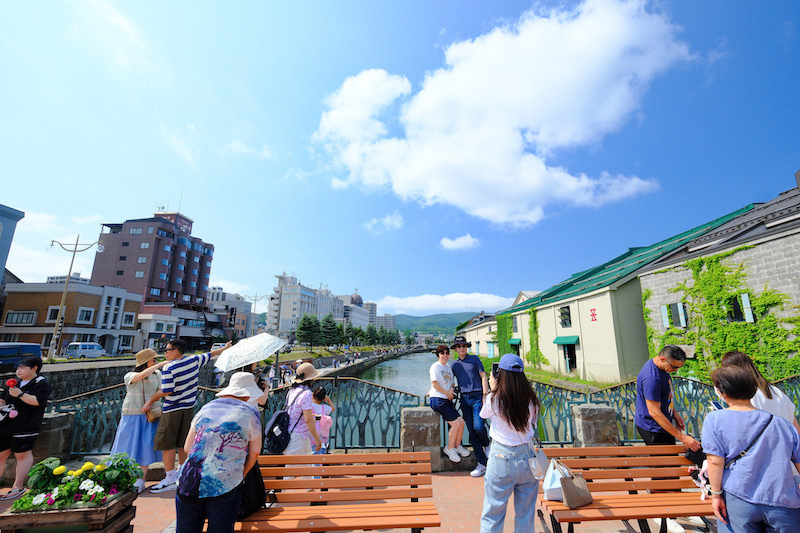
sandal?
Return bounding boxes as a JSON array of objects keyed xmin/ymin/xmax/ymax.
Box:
[{"xmin": 1, "ymin": 487, "xmax": 27, "ymax": 500}]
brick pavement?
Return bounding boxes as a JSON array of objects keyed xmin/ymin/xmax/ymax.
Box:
[{"xmin": 1, "ymin": 474, "xmax": 714, "ymax": 532}]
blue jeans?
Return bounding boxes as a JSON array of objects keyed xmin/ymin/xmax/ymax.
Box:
[
  {"xmin": 480, "ymin": 440, "xmax": 539, "ymax": 533},
  {"xmin": 717, "ymin": 491, "xmax": 800, "ymax": 533},
  {"xmin": 176, "ymin": 484, "xmax": 243, "ymax": 533},
  {"xmin": 461, "ymin": 392, "xmax": 489, "ymax": 465}
]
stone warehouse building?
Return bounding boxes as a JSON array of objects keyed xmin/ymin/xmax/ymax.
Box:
[
  {"xmin": 90, "ymin": 212, "xmax": 214, "ymax": 310},
  {"xmin": 639, "ymin": 182, "xmax": 800, "ymax": 366},
  {"xmin": 497, "ymin": 205, "xmax": 754, "ymax": 381}
]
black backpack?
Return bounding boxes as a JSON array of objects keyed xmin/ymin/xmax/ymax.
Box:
[
  {"xmin": 263, "ymin": 395, "xmax": 300, "ymax": 454},
  {"xmin": 237, "ymin": 465, "xmax": 274, "ymax": 519}
]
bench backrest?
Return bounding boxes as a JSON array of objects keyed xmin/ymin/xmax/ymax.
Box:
[
  {"xmin": 543, "ymin": 445, "xmax": 696, "ymax": 492},
  {"xmin": 258, "ymin": 452, "xmax": 433, "ymax": 504}
]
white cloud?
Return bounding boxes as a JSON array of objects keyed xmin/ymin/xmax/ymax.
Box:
[
  {"xmin": 161, "ymin": 124, "xmax": 199, "ymax": 166},
  {"xmin": 314, "ymin": 0, "xmax": 689, "ymax": 227},
  {"xmin": 208, "ymin": 277, "xmax": 252, "ymax": 297},
  {"xmin": 72, "ymin": 0, "xmax": 149, "ymax": 69},
  {"xmin": 440, "ymin": 233, "xmax": 479, "ymax": 251},
  {"xmin": 223, "ymin": 140, "xmax": 273, "ymax": 160},
  {"xmin": 377, "ymin": 293, "xmax": 514, "ymax": 315},
  {"xmin": 363, "ymin": 211, "xmax": 404, "ymax": 234}
]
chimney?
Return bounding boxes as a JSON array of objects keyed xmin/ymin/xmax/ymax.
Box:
[{"xmin": 796, "ymin": 169, "xmax": 800, "ymax": 189}]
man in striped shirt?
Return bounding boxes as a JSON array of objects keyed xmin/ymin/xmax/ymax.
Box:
[{"xmin": 145, "ymin": 338, "xmax": 231, "ymax": 493}]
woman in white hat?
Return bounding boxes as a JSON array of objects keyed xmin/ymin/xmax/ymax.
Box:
[
  {"xmin": 284, "ymin": 362, "xmax": 323, "ymax": 455},
  {"xmin": 224, "ymin": 372, "xmax": 266, "ymax": 409},
  {"xmin": 110, "ymin": 348, "xmax": 167, "ymax": 493}
]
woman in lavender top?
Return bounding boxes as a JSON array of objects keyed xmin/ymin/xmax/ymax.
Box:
[{"xmin": 284, "ymin": 362, "xmax": 322, "ymax": 455}]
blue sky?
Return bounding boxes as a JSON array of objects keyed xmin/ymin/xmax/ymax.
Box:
[{"xmin": 2, "ymin": 0, "xmax": 799, "ymax": 316}]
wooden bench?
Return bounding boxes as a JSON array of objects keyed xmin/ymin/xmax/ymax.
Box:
[
  {"xmin": 539, "ymin": 445, "xmax": 714, "ymax": 533},
  {"xmin": 235, "ymin": 451, "xmax": 440, "ymax": 533}
]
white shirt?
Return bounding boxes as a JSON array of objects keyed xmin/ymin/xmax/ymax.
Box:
[
  {"xmin": 480, "ymin": 392, "xmax": 538, "ymax": 446},
  {"xmin": 752, "ymin": 385, "xmax": 797, "ymax": 423},
  {"xmin": 429, "ymin": 361, "xmax": 455, "ymax": 399}
]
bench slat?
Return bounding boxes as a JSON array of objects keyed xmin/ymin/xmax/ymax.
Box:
[
  {"xmin": 558, "ymin": 456, "xmax": 692, "ymax": 469},
  {"xmin": 236, "ymin": 505, "xmax": 441, "ymax": 532},
  {"xmin": 578, "ymin": 466, "xmax": 689, "ymax": 480},
  {"xmin": 258, "ymin": 452, "xmax": 431, "ymax": 465},
  {"xmin": 260, "ymin": 463, "xmax": 432, "ymax": 477},
  {"xmin": 265, "ymin": 474, "xmax": 431, "ymax": 490},
  {"xmin": 246, "ymin": 502, "xmax": 439, "ymax": 519},
  {"xmin": 274, "ymin": 486, "xmax": 434, "ymax": 503},
  {"xmin": 550, "ymin": 502, "xmax": 713, "ymax": 522},
  {"xmin": 544, "ymin": 445, "xmax": 686, "ymax": 458},
  {"xmin": 581, "ymin": 479, "xmax": 696, "ymax": 492}
]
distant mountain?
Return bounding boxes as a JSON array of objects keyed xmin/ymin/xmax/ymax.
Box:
[{"xmin": 395, "ymin": 312, "xmax": 476, "ymax": 335}]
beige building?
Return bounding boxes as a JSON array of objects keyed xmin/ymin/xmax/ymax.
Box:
[
  {"xmin": 1, "ymin": 282, "xmax": 143, "ymax": 355},
  {"xmin": 499, "ymin": 205, "xmax": 753, "ymax": 381},
  {"xmin": 462, "ymin": 315, "xmax": 498, "ymax": 358}
]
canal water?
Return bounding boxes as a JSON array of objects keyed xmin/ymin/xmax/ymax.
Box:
[{"xmin": 356, "ymin": 350, "xmax": 436, "ymax": 398}]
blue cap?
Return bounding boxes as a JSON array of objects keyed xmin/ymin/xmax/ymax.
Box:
[{"xmin": 499, "ymin": 353, "xmax": 524, "ymax": 373}]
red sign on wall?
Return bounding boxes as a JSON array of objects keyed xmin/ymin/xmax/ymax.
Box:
[{"xmin": 590, "ymin": 309, "xmax": 597, "ymax": 321}]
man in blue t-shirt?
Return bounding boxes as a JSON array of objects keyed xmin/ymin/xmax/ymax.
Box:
[
  {"xmin": 450, "ymin": 335, "xmax": 490, "ymax": 477},
  {"xmin": 635, "ymin": 345, "xmax": 701, "ymax": 450}
]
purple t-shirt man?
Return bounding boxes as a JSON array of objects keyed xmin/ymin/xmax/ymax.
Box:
[{"xmin": 635, "ymin": 358, "xmax": 674, "ymax": 434}]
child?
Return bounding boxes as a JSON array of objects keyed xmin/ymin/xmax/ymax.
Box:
[
  {"xmin": 428, "ymin": 345, "xmax": 468, "ymax": 463},
  {"xmin": 311, "ymin": 386, "xmax": 335, "ymax": 454}
]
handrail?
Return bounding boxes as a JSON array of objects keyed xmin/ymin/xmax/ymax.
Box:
[{"xmin": 51, "ymin": 383, "xmax": 125, "ymax": 403}]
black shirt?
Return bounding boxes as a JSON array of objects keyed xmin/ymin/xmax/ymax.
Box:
[{"xmin": 0, "ymin": 375, "xmax": 51, "ymax": 436}]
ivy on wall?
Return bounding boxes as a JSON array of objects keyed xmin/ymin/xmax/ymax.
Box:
[
  {"xmin": 496, "ymin": 313, "xmax": 512, "ymax": 357},
  {"xmin": 527, "ymin": 307, "xmax": 548, "ymax": 366},
  {"xmin": 642, "ymin": 288, "xmax": 656, "ymax": 358},
  {"xmin": 644, "ymin": 247, "xmax": 800, "ymax": 381}
]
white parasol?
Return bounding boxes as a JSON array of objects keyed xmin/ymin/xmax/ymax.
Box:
[{"xmin": 213, "ymin": 332, "xmax": 287, "ymax": 372}]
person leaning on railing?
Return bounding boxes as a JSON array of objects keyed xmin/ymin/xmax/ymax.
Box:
[
  {"xmin": 703, "ymin": 365, "xmax": 800, "ymax": 532},
  {"xmin": 109, "ymin": 348, "xmax": 167, "ymax": 493}
]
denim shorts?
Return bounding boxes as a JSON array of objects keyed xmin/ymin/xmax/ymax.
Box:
[{"xmin": 430, "ymin": 397, "xmax": 459, "ymax": 422}]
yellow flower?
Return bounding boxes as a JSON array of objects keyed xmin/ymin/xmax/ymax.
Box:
[
  {"xmin": 52, "ymin": 466, "xmax": 66, "ymax": 476},
  {"xmin": 67, "ymin": 471, "xmax": 75, "ymax": 476},
  {"xmin": 82, "ymin": 462, "xmax": 95, "ymax": 470},
  {"xmin": 94, "ymin": 464, "xmax": 106, "ymax": 472}
]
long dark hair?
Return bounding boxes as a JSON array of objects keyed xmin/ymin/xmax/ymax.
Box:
[
  {"xmin": 492, "ymin": 369, "xmax": 540, "ymax": 432},
  {"xmin": 721, "ymin": 351, "xmax": 772, "ymax": 399}
]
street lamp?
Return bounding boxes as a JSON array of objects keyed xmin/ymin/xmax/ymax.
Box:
[
  {"xmin": 48, "ymin": 235, "xmax": 104, "ymax": 361},
  {"xmin": 243, "ymin": 292, "xmax": 267, "ymax": 338}
]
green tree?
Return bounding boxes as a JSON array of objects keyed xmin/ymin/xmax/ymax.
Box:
[
  {"xmin": 404, "ymin": 330, "xmax": 415, "ymax": 345},
  {"xmin": 320, "ymin": 313, "xmax": 338, "ymax": 346},
  {"xmin": 377, "ymin": 325, "xmax": 388, "ymax": 345},
  {"xmin": 366, "ymin": 324, "xmax": 378, "ymax": 344},
  {"xmin": 335, "ymin": 322, "xmax": 345, "ymax": 345},
  {"xmin": 296, "ymin": 314, "xmax": 322, "ymax": 352}
]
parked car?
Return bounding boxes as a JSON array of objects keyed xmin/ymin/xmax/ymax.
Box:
[
  {"xmin": 211, "ymin": 342, "xmax": 227, "ymax": 351},
  {"xmin": 65, "ymin": 342, "xmax": 106, "ymax": 359},
  {"xmin": 0, "ymin": 343, "xmax": 43, "ymax": 373}
]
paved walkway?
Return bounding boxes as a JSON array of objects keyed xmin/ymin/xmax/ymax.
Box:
[{"xmin": 1, "ymin": 473, "xmax": 715, "ymax": 532}]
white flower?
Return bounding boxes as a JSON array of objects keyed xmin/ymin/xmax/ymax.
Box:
[
  {"xmin": 79, "ymin": 480, "xmax": 95, "ymax": 491},
  {"xmin": 90, "ymin": 486, "xmax": 104, "ymax": 495},
  {"xmin": 62, "ymin": 475, "xmax": 74, "ymax": 482},
  {"xmin": 51, "ymin": 486, "xmax": 59, "ymax": 497},
  {"xmin": 32, "ymin": 494, "xmax": 46, "ymax": 505}
]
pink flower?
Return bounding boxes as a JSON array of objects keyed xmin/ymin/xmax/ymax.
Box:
[
  {"xmin": 89, "ymin": 494, "xmax": 96, "ymax": 502},
  {"xmin": 74, "ymin": 494, "xmax": 82, "ymax": 502},
  {"xmin": 47, "ymin": 498, "xmax": 55, "ymax": 505},
  {"xmin": 101, "ymin": 496, "xmax": 107, "ymax": 503}
]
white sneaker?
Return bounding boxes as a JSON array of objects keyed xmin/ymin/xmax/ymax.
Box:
[
  {"xmin": 653, "ymin": 518, "xmax": 686, "ymax": 533},
  {"xmin": 133, "ymin": 479, "xmax": 146, "ymax": 494},
  {"xmin": 683, "ymin": 516, "xmax": 705, "ymax": 527},
  {"xmin": 470, "ymin": 464, "xmax": 487, "ymax": 477},
  {"xmin": 456, "ymin": 445, "xmax": 471, "ymax": 457},
  {"xmin": 150, "ymin": 471, "xmax": 179, "ymax": 493},
  {"xmin": 443, "ymin": 447, "xmax": 462, "ymax": 463}
]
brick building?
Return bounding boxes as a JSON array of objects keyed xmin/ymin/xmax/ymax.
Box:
[
  {"xmin": 0, "ymin": 283, "xmax": 143, "ymax": 355},
  {"xmin": 90, "ymin": 212, "xmax": 214, "ymax": 310}
]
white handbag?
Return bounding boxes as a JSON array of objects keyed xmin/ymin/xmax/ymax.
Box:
[
  {"xmin": 525, "ymin": 437, "xmax": 549, "ymax": 480},
  {"xmin": 543, "ymin": 459, "xmax": 564, "ymax": 500}
]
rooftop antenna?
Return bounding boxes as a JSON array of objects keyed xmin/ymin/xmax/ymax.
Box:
[
  {"xmin": 178, "ymin": 190, "xmax": 184, "ymax": 213},
  {"xmin": 156, "ymin": 204, "xmax": 166, "ymax": 213}
]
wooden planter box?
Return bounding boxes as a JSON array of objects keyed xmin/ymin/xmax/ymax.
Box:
[{"xmin": 0, "ymin": 491, "xmax": 136, "ymax": 533}]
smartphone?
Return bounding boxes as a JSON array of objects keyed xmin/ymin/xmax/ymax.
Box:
[
  {"xmin": 492, "ymin": 362, "xmax": 500, "ymax": 378},
  {"xmin": 708, "ymin": 400, "xmax": 723, "ymax": 411}
]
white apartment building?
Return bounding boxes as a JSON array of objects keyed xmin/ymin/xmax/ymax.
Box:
[
  {"xmin": 375, "ymin": 314, "xmax": 395, "ymax": 330},
  {"xmin": 337, "ymin": 293, "xmax": 370, "ymax": 329},
  {"xmin": 46, "ymin": 273, "xmax": 91, "ymax": 285},
  {"xmin": 266, "ymin": 273, "xmax": 345, "ymax": 335},
  {"xmin": 364, "ymin": 302, "xmax": 377, "ymax": 325}
]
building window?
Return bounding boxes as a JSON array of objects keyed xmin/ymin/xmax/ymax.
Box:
[
  {"xmin": 660, "ymin": 303, "xmax": 689, "ymax": 328},
  {"xmin": 115, "ymin": 298, "xmax": 121, "ymax": 307},
  {"xmin": 192, "ymin": 269, "xmax": 198, "ymax": 275},
  {"xmin": 150, "ymin": 288, "xmax": 162, "ymax": 296},
  {"xmin": 107, "ymin": 296, "xmax": 112, "ymax": 305},
  {"xmin": 178, "ymin": 264, "xmax": 185, "ymax": 271},
  {"xmin": 148, "ymin": 227, "xmax": 154, "ymax": 234},
  {"xmin": 2, "ymin": 333, "xmax": 19, "ymax": 342},
  {"xmin": 122, "ymin": 312, "xmax": 135, "ymax": 325},
  {"xmin": 164, "ymin": 245, "xmax": 171, "ymax": 252},
  {"xmin": 46, "ymin": 306, "xmax": 60, "ymax": 322},
  {"xmin": 120, "ymin": 335, "xmax": 133, "ymax": 347},
  {"xmin": 122, "ymin": 242, "xmax": 129, "ymax": 247},
  {"xmin": 129, "ymin": 228, "xmax": 143, "ymax": 234},
  {"xmin": 176, "ymin": 277, "xmax": 182, "ymax": 284},
  {"xmin": 116, "ymin": 270, "xmax": 124, "ymax": 275},
  {"xmin": 512, "ymin": 315, "xmax": 518, "ymax": 333},
  {"xmin": 183, "ymin": 295, "xmax": 191, "ymax": 302},
  {"xmin": 558, "ymin": 306, "xmax": 572, "ymax": 328},
  {"xmin": 140, "ymin": 242, "xmax": 150, "ymax": 249},
  {"xmin": 180, "ymin": 251, "xmax": 187, "ymax": 258},
  {"xmin": 204, "ymin": 272, "xmax": 210, "ymax": 279},
  {"xmin": 190, "ymin": 281, "xmax": 197, "ymax": 288},
  {"xmin": 155, "ymin": 323, "xmax": 164, "ymax": 332},
  {"xmin": 161, "ymin": 259, "xmax": 169, "ymax": 266},
  {"xmin": 196, "ymin": 297, "xmax": 203, "ymax": 303},
  {"xmin": 135, "ymin": 271, "xmax": 144, "ymax": 278},
  {"xmin": 725, "ymin": 294, "xmax": 755, "ymax": 323},
  {"xmin": 159, "ymin": 273, "xmax": 167, "ymax": 280},
  {"xmin": 166, "ymin": 324, "xmax": 174, "ymax": 332},
  {"xmin": 77, "ymin": 308, "xmax": 94, "ymax": 324},
  {"xmin": 137, "ymin": 257, "xmax": 147, "ymax": 263},
  {"xmin": 119, "ymin": 256, "xmax": 127, "ymax": 261},
  {"xmin": 193, "ymin": 257, "xmax": 199, "ymax": 263},
  {"xmin": 76, "ymin": 333, "xmax": 92, "ymax": 342}
]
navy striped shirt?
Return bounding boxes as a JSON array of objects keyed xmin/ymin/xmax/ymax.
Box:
[{"xmin": 161, "ymin": 352, "xmax": 211, "ymax": 413}]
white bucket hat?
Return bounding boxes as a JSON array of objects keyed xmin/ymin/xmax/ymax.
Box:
[{"xmin": 216, "ymin": 372, "xmax": 263, "ymax": 399}]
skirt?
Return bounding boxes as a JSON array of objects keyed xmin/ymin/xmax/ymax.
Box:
[{"xmin": 111, "ymin": 414, "xmax": 162, "ymax": 468}]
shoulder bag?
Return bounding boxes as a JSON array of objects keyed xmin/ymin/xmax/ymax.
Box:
[
  {"xmin": 142, "ymin": 378, "xmax": 161, "ymax": 423},
  {"xmin": 543, "ymin": 459, "xmax": 593, "ymax": 509},
  {"xmin": 725, "ymin": 414, "xmax": 772, "ymax": 468}
]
